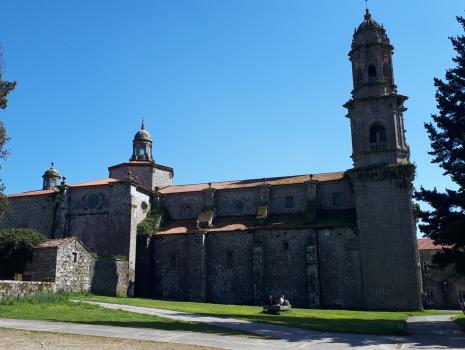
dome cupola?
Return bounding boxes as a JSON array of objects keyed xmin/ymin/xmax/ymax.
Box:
[
  {"xmin": 131, "ymin": 119, "xmax": 153, "ymax": 161},
  {"xmin": 42, "ymin": 162, "xmax": 61, "ymax": 190}
]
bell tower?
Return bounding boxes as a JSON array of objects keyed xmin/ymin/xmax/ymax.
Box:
[
  {"xmin": 346, "ymin": 10, "xmax": 422, "ymax": 310},
  {"xmin": 344, "ymin": 9, "xmax": 409, "ymax": 168}
]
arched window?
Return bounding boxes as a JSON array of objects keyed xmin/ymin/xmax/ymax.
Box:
[
  {"xmin": 368, "ymin": 64, "xmax": 377, "ymax": 78},
  {"xmin": 370, "ymin": 124, "xmax": 387, "ymax": 151}
]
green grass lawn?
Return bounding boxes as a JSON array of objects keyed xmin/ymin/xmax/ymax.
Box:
[
  {"xmin": 0, "ymin": 294, "xmax": 254, "ymax": 337},
  {"xmin": 454, "ymin": 315, "xmax": 465, "ymax": 330},
  {"xmin": 77, "ymin": 295, "xmax": 458, "ymax": 336}
]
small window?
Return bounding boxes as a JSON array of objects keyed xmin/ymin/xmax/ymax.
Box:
[
  {"xmin": 169, "ymin": 254, "xmax": 177, "ymax": 270},
  {"xmin": 226, "ymin": 251, "xmax": 234, "ymax": 269},
  {"xmin": 284, "ymin": 196, "xmax": 295, "ymax": 209},
  {"xmin": 332, "ymin": 193, "xmax": 342, "ymax": 206},
  {"xmin": 370, "ymin": 124, "xmax": 387, "ymax": 151},
  {"xmin": 368, "ymin": 64, "xmax": 377, "ymax": 78},
  {"xmin": 283, "ymin": 241, "xmax": 289, "ymax": 250},
  {"xmin": 72, "ymin": 252, "xmax": 78, "ymax": 263},
  {"xmin": 422, "ymin": 261, "xmax": 430, "ymax": 276},
  {"xmin": 140, "ymin": 147, "xmax": 146, "ymax": 156}
]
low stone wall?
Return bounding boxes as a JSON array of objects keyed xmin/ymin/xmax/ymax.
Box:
[{"xmin": 0, "ymin": 281, "xmax": 55, "ymax": 300}]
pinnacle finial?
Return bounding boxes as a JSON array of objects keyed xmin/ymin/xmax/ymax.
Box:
[
  {"xmin": 141, "ymin": 118, "xmax": 145, "ymax": 130},
  {"xmin": 364, "ymin": 0, "xmax": 371, "ymax": 19},
  {"xmin": 51, "ymin": 162, "xmax": 54, "ymax": 168}
]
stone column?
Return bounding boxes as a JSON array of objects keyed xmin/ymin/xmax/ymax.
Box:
[{"xmin": 306, "ymin": 236, "xmax": 320, "ymax": 307}]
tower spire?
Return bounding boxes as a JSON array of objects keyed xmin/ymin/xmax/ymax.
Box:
[
  {"xmin": 365, "ymin": 0, "xmax": 371, "ymax": 18},
  {"xmin": 141, "ymin": 117, "xmax": 145, "ymax": 130}
]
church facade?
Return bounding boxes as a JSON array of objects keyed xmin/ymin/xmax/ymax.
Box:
[{"xmin": 2, "ymin": 11, "xmax": 422, "ymax": 310}]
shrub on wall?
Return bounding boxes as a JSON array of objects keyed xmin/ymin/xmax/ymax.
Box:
[
  {"xmin": 137, "ymin": 206, "xmax": 171, "ymax": 235},
  {"xmin": 0, "ymin": 228, "xmax": 46, "ymax": 279}
]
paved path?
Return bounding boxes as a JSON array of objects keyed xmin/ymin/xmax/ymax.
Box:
[
  {"xmin": 0, "ymin": 301, "xmax": 463, "ymax": 349},
  {"xmin": 405, "ymin": 315, "xmax": 465, "ymax": 349}
]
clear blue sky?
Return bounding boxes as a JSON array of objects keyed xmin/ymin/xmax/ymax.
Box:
[{"xmin": 0, "ymin": 1, "xmax": 463, "ymax": 194}]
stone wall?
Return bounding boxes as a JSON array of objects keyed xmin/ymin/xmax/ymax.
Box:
[
  {"xmin": 0, "ymin": 195, "xmax": 55, "ymax": 236},
  {"xmin": 55, "ymin": 240, "xmax": 94, "ymax": 292},
  {"xmin": 318, "ymin": 228, "xmax": 362, "ymax": 308},
  {"xmin": 161, "ymin": 179, "xmax": 355, "ymax": 221},
  {"xmin": 24, "ymin": 238, "xmax": 130, "ymax": 297},
  {"xmin": 146, "ymin": 226, "xmax": 361, "ymax": 308},
  {"xmin": 153, "ymin": 167, "xmax": 173, "ymax": 189},
  {"xmin": 91, "ymin": 257, "xmax": 130, "ymax": 297},
  {"xmin": 0, "ymin": 281, "xmax": 55, "ymax": 300},
  {"xmin": 25, "ymin": 249, "xmax": 57, "ymax": 283},
  {"xmin": 420, "ymin": 249, "xmax": 465, "ymax": 308},
  {"xmin": 349, "ymin": 165, "xmax": 422, "ymax": 310}
]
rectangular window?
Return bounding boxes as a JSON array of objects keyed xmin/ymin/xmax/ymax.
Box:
[
  {"xmin": 284, "ymin": 196, "xmax": 294, "ymax": 209},
  {"xmin": 226, "ymin": 251, "xmax": 234, "ymax": 269},
  {"xmin": 422, "ymin": 261, "xmax": 430, "ymax": 276},
  {"xmin": 72, "ymin": 252, "xmax": 78, "ymax": 263},
  {"xmin": 332, "ymin": 193, "xmax": 342, "ymax": 206}
]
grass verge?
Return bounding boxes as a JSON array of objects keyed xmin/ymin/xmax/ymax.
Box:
[
  {"xmin": 454, "ymin": 315, "xmax": 465, "ymax": 330},
  {"xmin": 0, "ymin": 293, "xmax": 256, "ymax": 338},
  {"xmin": 77, "ymin": 295, "xmax": 458, "ymax": 335}
]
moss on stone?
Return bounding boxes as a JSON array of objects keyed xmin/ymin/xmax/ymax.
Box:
[{"xmin": 137, "ymin": 205, "xmax": 170, "ymax": 235}]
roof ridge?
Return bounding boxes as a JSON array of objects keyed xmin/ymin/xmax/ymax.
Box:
[{"xmin": 166, "ymin": 171, "xmax": 345, "ymax": 188}]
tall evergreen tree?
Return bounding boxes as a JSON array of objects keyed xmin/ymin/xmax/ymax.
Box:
[
  {"xmin": 415, "ymin": 16, "xmax": 465, "ymax": 274},
  {"xmin": 0, "ymin": 47, "xmax": 16, "ymax": 220}
]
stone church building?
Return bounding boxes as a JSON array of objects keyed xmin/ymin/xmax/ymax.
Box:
[{"xmin": 2, "ymin": 10, "xmax": 422, "ymax": 310}]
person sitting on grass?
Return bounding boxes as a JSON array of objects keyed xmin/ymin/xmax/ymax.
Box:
[
  {"xmin": 279, "ymin": 295, "xmax": 285, "ymax": 305},
  {"xmin": 283, "ymin": 298, "xmax": 291, "ymax": 307}
]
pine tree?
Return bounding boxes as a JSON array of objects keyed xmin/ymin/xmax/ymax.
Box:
[
  {"xmin": 415, "ymin": 16, "xmax": 465, "ymax": 274},
  {"xmin": 0, "ymin": 47, "xmax": 16, "ymax": 220}
]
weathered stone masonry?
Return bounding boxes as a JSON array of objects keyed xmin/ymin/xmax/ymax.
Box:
[{"xmin": 1, "ymin": 10, "xmax": 422, "ymax": 309}]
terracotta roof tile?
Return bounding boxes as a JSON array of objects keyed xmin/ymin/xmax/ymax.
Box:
[
  {"xmin": 70, "ymin": 178, "xmax": 119, "ymax": 187},
  {"xmin": 7, "ymin": 188, "xmax": 59, "ymax": 198},
  {"xmin": 156, "ymin": 211, "xmax": 353, "ymax": 235},
  {"xmin": 160, "ymin": 172, "xmax": 346, "ymax": 194},
  {"xmin": 417, "ymin": 238, "xmax": 450, "ymax": 250},
  {"xmin": 8, "ymin": 178, "xmax": 119, "ymax": 198}
]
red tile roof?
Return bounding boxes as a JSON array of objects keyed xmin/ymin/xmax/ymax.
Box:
[
  {"xmin": 8, "ymin": 178, "xmax": 120, "ymax": 198},
  {"xmin": 71, "ymin": 178, "xmax": 118, "ymax": 187},
  {"xmin": 417, "ymin": 238, "xmax": 450, "ymax": 250},
  {"xmin": 155, "ymin": 212, "xmax": 354, "ymax": 235},
  {"xmin": 160, "ymin": 172, "xmax": 346, "ymax": 194}
]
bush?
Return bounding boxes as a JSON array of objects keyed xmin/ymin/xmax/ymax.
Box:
[{"xmin": 0, "ymin": 228, "xmax": 46, "ymax": 279}]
